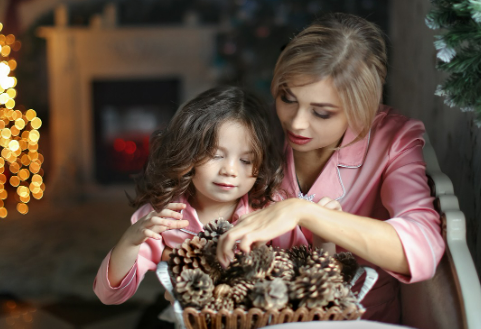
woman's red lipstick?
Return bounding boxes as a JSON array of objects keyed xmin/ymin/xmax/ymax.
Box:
[{"xmin": 287, "ymin": 130, "xmax": 312, "ymax": 145}]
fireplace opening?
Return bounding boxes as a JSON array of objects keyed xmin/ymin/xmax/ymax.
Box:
[{"xmin": 92, "ymin": 79, "xmax": 180, "ymax": 184}]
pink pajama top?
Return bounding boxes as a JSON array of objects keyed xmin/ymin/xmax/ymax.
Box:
[
  {"xmin": 93, "ymin": 194, "xmax": 307, "ymax": 305},
  {"xmin": 281, "ymin": 106, "xmax": 445, "ymax": 323}
]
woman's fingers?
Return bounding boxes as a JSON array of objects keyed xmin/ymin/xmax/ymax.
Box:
[
  {"xmin": 318, "ymin": 197, "xmax": 342, "ymax": 211},
  {"xmin": 217, "ymin": 199, "xmax": 304, "ymax": 267}
]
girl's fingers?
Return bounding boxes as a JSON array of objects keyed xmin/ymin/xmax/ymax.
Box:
[
  {"xmin": 148, "ymin": 216, "xmax": 189, "ymax": 231},
  {"xmin": 145, "ymin": 203, "xmax": 186, "ymax": 219},
  {"xmin": 164, "ymin": 203, "xmax": 187, "ymax": 211},
  {"xmin": 157, "ymin": 208, "xmax": 184, "ymax": 220},
  {"xmin": 142, "ymin": 228, "xmax": 162, "ymax": 240}
]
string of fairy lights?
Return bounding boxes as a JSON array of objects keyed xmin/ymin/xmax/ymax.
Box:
[{"xmin": 0, "ymin": 22, "xmax": 45, "ymax": 217}]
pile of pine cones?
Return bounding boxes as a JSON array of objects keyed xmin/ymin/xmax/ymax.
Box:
[{"xmin": 168, "ymin": 219, "xmax": 362, "ymax": 314}]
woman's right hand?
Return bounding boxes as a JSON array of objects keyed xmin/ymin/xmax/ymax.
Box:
[
  {"xmin": 121, "ymin": 203, "xmax": 189, "ymax": 246},
  {"xmin": 216, "ymin": 198, "xmax": 308, "ymax": 267}
]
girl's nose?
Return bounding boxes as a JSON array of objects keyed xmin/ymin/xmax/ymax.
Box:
[{"xmin": 220, "ymin": 160, "xmax": 238, "ymax": 177}]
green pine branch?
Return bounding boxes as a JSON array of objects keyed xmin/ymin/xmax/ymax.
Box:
[{"xmin": 427, "ymin": 0, "xmax": 481, "ymax": 124}]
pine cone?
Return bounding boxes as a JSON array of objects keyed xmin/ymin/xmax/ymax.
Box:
[
  {"xmin": 175, "ymin": 268, "xmax": 214, "ymax": 309},
  {"xmin": 289, "ymin": 265, "xmax": 344, "ymax": 309},
  {"xmin": 250, "ymin": 278, "xmax": 288, "ymax": 311},
  {"xmin": 333, "ymin": 252, "xmax": 360, "ymax": 283},
  {"xmin": 226, "ymin": 245, "xmax": 275, "ymax": 281},
  {"xmin": 268, "ymin": 248, "xmax": 295, "ymax": 281},
  {"xmin": 306, "ymin": 248, "xmax": 331, "ymax": 268},
  {"xmin": 306, "ymin": 248, "xmax": 342, "ymax": 281},
  {"xmin": 199, "ymin": 218, "xmax": 233, "ymax": 241},
  {"xmin": 329, "ymin": 282, "xmax": 363, "ymax": 314},
  {"xmin": 199, "ymin": 239, "xmax": 224, "ymax": 284},
  {"xmin": 287, "ymin": 245, "xmax": 311, "ymax": 272},
  {"xmin": 230, "ymin": 278, "xmax": 256, "ymax": 307},
  {"xmin": 204, "ymin": 284, "xmax": 235, "ymax": 311},
  {"xmin": 168, "ymin": 236, "xmax": 208, "ymax": 278}
]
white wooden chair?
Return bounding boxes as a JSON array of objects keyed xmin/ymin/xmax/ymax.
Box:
[{"xmin": 399, "ymin": 134, "xmax": 481, "ymax": 329}]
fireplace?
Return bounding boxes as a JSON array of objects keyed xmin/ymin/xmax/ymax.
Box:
[
  {"xmin": 92, "ymin": 79, "xmax": 179, "ymax": 184},
  {"xmin": 38, "ymin": 4, "xmax": 218, "ymax": 200}
]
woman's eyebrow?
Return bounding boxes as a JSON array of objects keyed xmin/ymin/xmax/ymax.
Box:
[{"xmin": 286, "ymin": 88, "xmax": 339, "ymax": 109}]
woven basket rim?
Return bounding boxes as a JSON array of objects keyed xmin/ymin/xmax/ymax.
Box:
[{"xmin": 181, "ymin": 305, "xmax": 365, "ymax": 329}]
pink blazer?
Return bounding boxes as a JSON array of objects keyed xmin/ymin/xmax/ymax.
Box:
[
  {"xmin": 281, "ymin": 106, "xmax": 445, "ymax": 323},
  {"xmin": 93, "ymin": 194, "xmax": 307, "ymax": 305}
]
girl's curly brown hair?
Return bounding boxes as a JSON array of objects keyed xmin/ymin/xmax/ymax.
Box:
[{"xmin": 130, "ymin": 86, "xmax": 284, "ymax": 211}]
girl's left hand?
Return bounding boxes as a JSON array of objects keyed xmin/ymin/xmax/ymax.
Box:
[{"xmin": 216, "ymin": 198, "xmax": 306, "ymax": 267}]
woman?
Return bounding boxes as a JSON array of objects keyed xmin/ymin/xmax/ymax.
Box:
[{"xmin": 216, "ymin": 13, "xmax": 445, "ymax": 324}]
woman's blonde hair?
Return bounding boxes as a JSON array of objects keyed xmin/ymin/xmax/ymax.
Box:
[{"xmin": 271, "ymin": 13, "xmax": 387, "ymax": 138}]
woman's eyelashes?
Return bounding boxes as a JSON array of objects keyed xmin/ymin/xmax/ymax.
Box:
[
  {"xmin": 313, "ymin": 110, "xmax": 331, "ymax": 119},
  {"xmin": 280, "ymin": 92, "xmax": 332, "ymax": 119},
  {"xmin": 280, "ymin": 92, "xmax": 296, "ymax": 104}
]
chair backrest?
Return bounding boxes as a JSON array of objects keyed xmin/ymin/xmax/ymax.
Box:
[{"xmin": 399, "ymin": 133, "xmax": 481, "ymax": 329}]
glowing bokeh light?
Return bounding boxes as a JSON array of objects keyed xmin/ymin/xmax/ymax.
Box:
[
  {"xmin": 28, "ymin": 130, "xmax": 39, "ymax": 143},
  {"xmin": 8, "ymin": 60, "xmax": 16, "ymax": 71},
  {"xmin": 8, "ymin": 140, "xmax": 19, "ymax": 151},
  {"xmin": 0, "ymin": 62, "xmax": 9, "ymax": 75},
  {"xmin": 11, "ymin": 126, "xmax": 19, "ymax": 136},
  {"xmin": 31, "ymin": 117, "xmax": 42, "ymax": 129},
  {"xmin": 124, "ymin": 141, "xmax": 137, "ymax": 154},
  {"xmin": 1, "ymin": 128, "xmax": 10, "ymax": 139},
  {"xmin": 16, "ymin": 203, "xmax": 28, "ymax": 214},
  {"xmin": 25, "ymin": 109, "xmax": 36, "ymax": 121},
  {"xmin": 5, "ymin": 98, "xmax": 15, "ymax": 109},
  {"xmin": 9, "ymin": 176, "xmax": 19, "ymax": 187},
  {"xmin": 9, "ymin": 162, "xmax": 19, "ymax": 173},
  {"xmin": 14, "ymin": 118, "xmax": 25, "ymax": 130},
  {"xmin": 5, "ymin": 34, "xmax": 15, "ymax": 45},
  {"xmin": 114, "ymin": 138, "xmax": 126, "ymax": 152},
  {"xmin": 0, "ymin": 24, "xmax": 45, "ymax": 215},
  {"xmin": 18, "ymin": 169, "xmax": 29, "ymax": 181},
  {"xmin": 1, "ymin": 45, "xmax": 10, "ymax": 57}
]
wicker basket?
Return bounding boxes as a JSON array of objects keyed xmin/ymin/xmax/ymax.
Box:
[{"xmin": 156, "ymin": 262, "xmax": 378, "ymax": 329}]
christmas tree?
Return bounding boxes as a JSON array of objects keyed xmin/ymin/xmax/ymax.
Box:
[{"xmin": 426, "ymin": 0, "xmax": 481, "ymax": 124}]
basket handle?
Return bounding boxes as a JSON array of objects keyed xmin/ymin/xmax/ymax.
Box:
[
  {"xmin": 157, "ymin": 261, "xmax": 186, "ymax": 329},
  {"xmin": 349, "ymin": 266, "xmax": 378, "ymax": 303}
]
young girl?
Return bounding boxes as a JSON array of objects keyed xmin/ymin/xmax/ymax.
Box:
[{"xmin": 93, "ymin": 86, "xmax": 307, "ymax": 305}]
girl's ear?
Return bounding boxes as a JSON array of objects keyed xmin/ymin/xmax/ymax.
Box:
[{"xmin": 180, "ymin": 166, "xmax": 194, "ymax": 177}]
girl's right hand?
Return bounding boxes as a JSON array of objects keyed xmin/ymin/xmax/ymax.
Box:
[{"xmin": 122, "ymin": 203, "xmax": 189, "ymax": 246}]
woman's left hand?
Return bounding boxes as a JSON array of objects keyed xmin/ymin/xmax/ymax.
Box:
[
  {"xmin": 317, "ymin": 196, "xmax": 342, "ymax": 211},
  {"xmin": 216, "ymin": 198, "xmax": 307, "ymax": 267}
]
